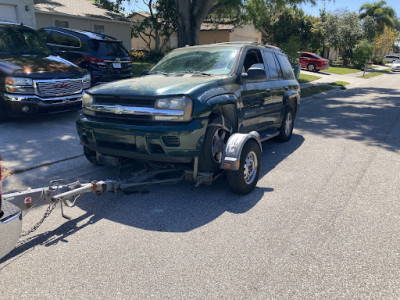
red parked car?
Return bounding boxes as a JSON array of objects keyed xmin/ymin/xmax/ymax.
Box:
[{"xmin": 299, "ymin": 51, "xmax": 329, "ymax": 72}]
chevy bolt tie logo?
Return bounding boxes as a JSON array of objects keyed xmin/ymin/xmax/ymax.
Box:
[{"xmin": 54, "ymin": 83, "xmax": 70, "ymax": 89}]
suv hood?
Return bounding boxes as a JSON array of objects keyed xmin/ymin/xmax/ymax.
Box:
[
  {"xmin": 0, "ymin": 55, "xmax": 85, "ymax": 78},
  {"xmin": 89, "ymin": 74, "xmax": 227, "ymax": 97}
]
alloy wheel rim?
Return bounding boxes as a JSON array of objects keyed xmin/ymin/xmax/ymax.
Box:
[
  {"xmin": 243, "ymin": 151, "xmax": 258, "ymax": 184},
  {"xmin": 284, "ymin": 112, "xmax": 293, "ymax": 136}
]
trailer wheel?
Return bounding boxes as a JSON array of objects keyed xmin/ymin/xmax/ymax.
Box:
[{"xmin": 227, "ymin": 140, "xmax": 261, "ymax": 194}]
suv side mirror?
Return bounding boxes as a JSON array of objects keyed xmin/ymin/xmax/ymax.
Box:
[{"xmin": 242, "ymin": 63, "xmax": 266, "ymax": 81}]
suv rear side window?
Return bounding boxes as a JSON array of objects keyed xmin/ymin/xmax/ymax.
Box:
[
  {"xmin": 38, "ymin": 30, "xmax": 81, "ymax": 48},
  {"xmin": 263, "ymin": 51, "xmax": 283, "ymax": 80},
  {"xmin": 276, "ymin": 53, "xmax": 295, "ymax": 80},
  {"xmin": 89, "ymin": 40, "xmax": 128, "ymax": 57}
]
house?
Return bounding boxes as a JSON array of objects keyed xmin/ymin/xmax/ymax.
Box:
[
  {"xmin": 0, "ymin": 0, "xmax": 36, "ymax": 28},
  {"xmin": 33, "ymin": 0, "xmax": 132, "ymax": 49},
  {"xmin": 131, "ymin": 12, "xmax": 262, "ymax": 51}
]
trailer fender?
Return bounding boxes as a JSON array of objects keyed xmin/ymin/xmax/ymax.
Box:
[{"xmin": 220, "ymin": 131, "xmax": 262, "ymax": 171}]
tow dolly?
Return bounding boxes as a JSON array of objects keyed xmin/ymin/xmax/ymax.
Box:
[{"xmin": 0, "ymin": 132, "xmax": 262, "ymax": 260}]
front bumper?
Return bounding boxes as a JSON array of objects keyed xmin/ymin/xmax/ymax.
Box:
[
  {"xmin": 76, "ymin": 114, "xmax": 208, "ymax": 163},
  {"xmin": 1, "ymin": 92, "xmax": 84, "ymax": 116}
]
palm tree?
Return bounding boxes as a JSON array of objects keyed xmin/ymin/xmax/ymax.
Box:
[{"xmin": 359, "ymin": 0, "xmax": 396, "ymax": 34}]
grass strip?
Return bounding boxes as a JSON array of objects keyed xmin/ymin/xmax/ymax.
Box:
[
  {"xmin": 132, "ymin": 62, "xmax": 154, "ymax": 77},
  {"xmin": 326, "ymin": 66, "xmax": 362, "ymax": 75},
  {"xmin": 301, "ymin": 85, "xmax": 335, "ymax": 98},
  {"xmin": 359, "ymin": 69, "xmax": 390, "ymax": 79},
  {"xmin": 330, "ymin": 81, "xmax": 350, "ymax": 87},
  {"xmin": 298, "ymin": 73, "xmax": 322, "ymax": 83}
]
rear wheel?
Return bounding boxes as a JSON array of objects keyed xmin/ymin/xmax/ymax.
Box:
[
  {"xmin": 227, "ymin": 140, "xmax": 261, "ymax": 194},
  {"xmin": 307, "ymin": 64, "xmax": 316, "ymax": 72},
  {"xmin": 276, "ymin": 106, "xmax": 294, "ymax": 142}
]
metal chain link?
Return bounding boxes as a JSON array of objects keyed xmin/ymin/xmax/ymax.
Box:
[{"xmin": 19, "ymin": 201, "xmax": 58, "ymax": 238}]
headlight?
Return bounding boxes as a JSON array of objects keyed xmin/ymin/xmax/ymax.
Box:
[
  {"xmin": 5, "ymin": 77, "xmax": 34, "ymax": 94},
  {"xmin": 154, "ymin": 96, "xmax": 192, "ymax": 121},
  {"xmin": 82, "ymin": 73, "xmax": 91, "ymax": 89},
  {"xmin": 82, "ymin": 93, "xmax": 93, "ymax": 107}
]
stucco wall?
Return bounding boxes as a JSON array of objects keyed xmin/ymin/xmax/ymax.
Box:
[
  {"xmin": 0, "ymin": 0, "xmax": 36, "ymax": 28},
  {"xmin": 35, "ymin": 12, "xmax": 131, "ymax": 49}
]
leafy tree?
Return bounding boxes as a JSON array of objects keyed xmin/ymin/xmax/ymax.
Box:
[
  {"xmin": 352, "ymin": 39, "xmax": 375, "ymax": 69},
  {"xmin": 93, "ymin": 0, "xmax": 127, "ymax": 13},
  {"xmin": 374, "ymin": 27, "xmax": 399, "ymax": 63},
  {"xmin": 359, "ymin": 0, "xmax": 396, "ymax": 34},
  {"xmin": 130, "ymin": 0, "xmax": 176, "ymax": 52},
  {"xmin": 361, "ymin": 15, "xmax": 377, "ymax": 42},
  {"xmin": 323, "ymin": 11, "xmax": 363, "ymax": 66}
]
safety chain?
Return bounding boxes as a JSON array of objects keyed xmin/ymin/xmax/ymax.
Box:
[{"xmin": 19, "ymin": 201, "xmax": 58, "ymax": 238}]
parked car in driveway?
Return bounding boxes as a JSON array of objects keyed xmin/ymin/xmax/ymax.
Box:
[
  {"xmin": 384, "ymin": 55, "xmax": 400, "ymax": 63},
  {"xmin": 391, "ymin": 60, "xmax": 400, "ymax": 72},
  {"xmin": 0, "ymin": 22, "xmax": 91, "ymax": 121},
  {"xmin": 76, "ymin": 42, "xmax": 301, "ymax": 193},
  {"xmin": 37, "ymin": 27, "xmax": 132, "ymax": 86},
  {"xmin": 299, "ymin": 51, "xmax": 329, "ymax": 72}
]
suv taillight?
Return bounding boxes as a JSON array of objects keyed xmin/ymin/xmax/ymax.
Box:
[{"xmin": 83, "ymin": 55, "xmax": 105, "ymax": 64}]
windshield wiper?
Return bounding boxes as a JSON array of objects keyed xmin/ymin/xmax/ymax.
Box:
[
  {"xmin": 149, "ymin": 71, "xmax": 170, "ymax": 76},
  {"xmin": 179, "ymin": 70, "xmax": 212, "ymax": 77}
]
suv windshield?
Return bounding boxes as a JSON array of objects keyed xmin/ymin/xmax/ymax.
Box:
[
  {"xmin": 89, "ymin": 40, "xmax": 128, "ymax": 57},
  {"xmin": 150, "ymin": 47, "xmax": 240, "ymax": 75},
  {"xmin": 0, "ymin": 26, "xmax": 51, "ymax": 56}
]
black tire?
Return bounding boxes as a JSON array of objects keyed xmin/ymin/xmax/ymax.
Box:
[
  {"xmin": 83, "ymin": 146, "xmax": 99, "ymax": 165},
  {"xmin": 198, "ymin": 116, "xmax": 230, "ymax": 172},
  {"xmin": 276, "ymin": 106, "xmax": 294, "ymax": 142},
  {"xmin": 227, "ymin": 140, "xmax": 261, "ymax": 195},
  {"xmin": 307, "ymin": 64, "xmax": 316, "ymax": 72},
  {"xmin": 0, "ymin": 103, "xmax": 9, "ymax": 122}
]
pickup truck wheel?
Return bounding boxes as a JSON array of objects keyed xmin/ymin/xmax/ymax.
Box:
[
  {"xmin": 199, "ymin": 117, "xmax": 230, "ymax": 172},
  {"xmin": 276, "ymin": 106, "xmax": 294, "ymax": 142},
  {"xmin": 0, "ymin": 104, "xmax": 9, "ymax": 121},
  {"xmin": 227, "ymin": 140, "xmax": 261, "ymax": 194},
  {"xmin": 307, "ymin": 64, "xmax": 316, "ymax": 72},
  {"xmin": 83, "ymin": 146, "xmax": 100, "ymax": 165}
]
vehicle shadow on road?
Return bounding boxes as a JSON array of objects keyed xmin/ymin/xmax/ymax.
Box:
[{"xmin": 298, "ymin": 81, "xmax": 400, "ymax": 152}]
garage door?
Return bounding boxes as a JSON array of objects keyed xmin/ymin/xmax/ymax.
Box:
[{"xmin": 0, "ymin": 4, "xmax": 17, "ymax": 23}]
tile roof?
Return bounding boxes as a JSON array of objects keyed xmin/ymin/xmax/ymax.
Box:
[{"xmin": 34, "ymin": 0, "xmax": 130, "ymax": 23}]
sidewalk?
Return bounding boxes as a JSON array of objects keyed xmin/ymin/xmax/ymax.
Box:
[{"xmin": 299, "ymin": 64, "xmax": 390, "ymax": 89}]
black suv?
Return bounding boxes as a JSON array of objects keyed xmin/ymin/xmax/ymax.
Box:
[
  {"xmin": 37, "ymin": 27, "xmax": 132, "ymax": 86},
  {"xmin": 77, "ymin": 43, "xmax": 300, "ymax": 192},
  {"xmin": 0, "ymin": 22, "xmax": 91, "ymax": 120}
]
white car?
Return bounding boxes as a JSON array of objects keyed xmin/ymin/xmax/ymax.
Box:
[{"xmin": 391, "ymin": 60, "xmax": 400, "ymax": 72}]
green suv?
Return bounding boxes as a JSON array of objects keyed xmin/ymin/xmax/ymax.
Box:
[{"xmin": 76, "ymin": 42, "xmax": 300, "ymax": 189}]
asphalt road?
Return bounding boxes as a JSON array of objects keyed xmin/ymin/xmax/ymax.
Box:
[{"xmin": 1, "ymin": 73, "xmax": 399, "ymax": 299}]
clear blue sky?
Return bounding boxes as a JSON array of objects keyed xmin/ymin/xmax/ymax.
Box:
[
  {"xmin": 299, "ymin": 0, "xmax": 400, "ymax": 17},
  {"xmin": 124, "ymin": 0, "xmax": 400, "ymax": 17}
]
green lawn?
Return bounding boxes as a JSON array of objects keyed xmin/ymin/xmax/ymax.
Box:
[
  {"xmin": 298, "ymin": 73, "xmax": 321, "ymax": 83},
  {"xmin": 326, "ymin": 66, "xmax": 362, "ymax": 75},
  {"xmin": 301, "ymin": 85, "xmax": 335, "ymax": 98},
  {"xmin": 358, "ymin": 69, "xmax": 391, "ymax": 79},
  {"xmin": 330, "ymin": 81, "xmax": 350, "ymax": 87},
  {"xmin": 132, "ymin": 62, "xmax": 154, "ymax": 77}
]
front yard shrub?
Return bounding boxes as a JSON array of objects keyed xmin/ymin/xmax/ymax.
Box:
[{"xmin": 352, "ymin": 39, "xmax": 375, "ymax": 69}]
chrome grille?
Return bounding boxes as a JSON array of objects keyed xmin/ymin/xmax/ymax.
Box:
[{"xmin": 35, "ymin": 79, "xmax": 83, "ymax": 98}]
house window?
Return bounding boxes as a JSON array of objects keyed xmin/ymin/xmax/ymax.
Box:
[
  {"xmin": 94, "ymin": 25, "xmax": 105, "ymax": 34},
  {"xmin": 55, "ymin": 20, "xmax": 69, "ymax": 28}
]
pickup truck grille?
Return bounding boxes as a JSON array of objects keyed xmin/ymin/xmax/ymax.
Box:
[{"xmin": 35, "ymin": 79, "xmax": 83, "ymax": 97}]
